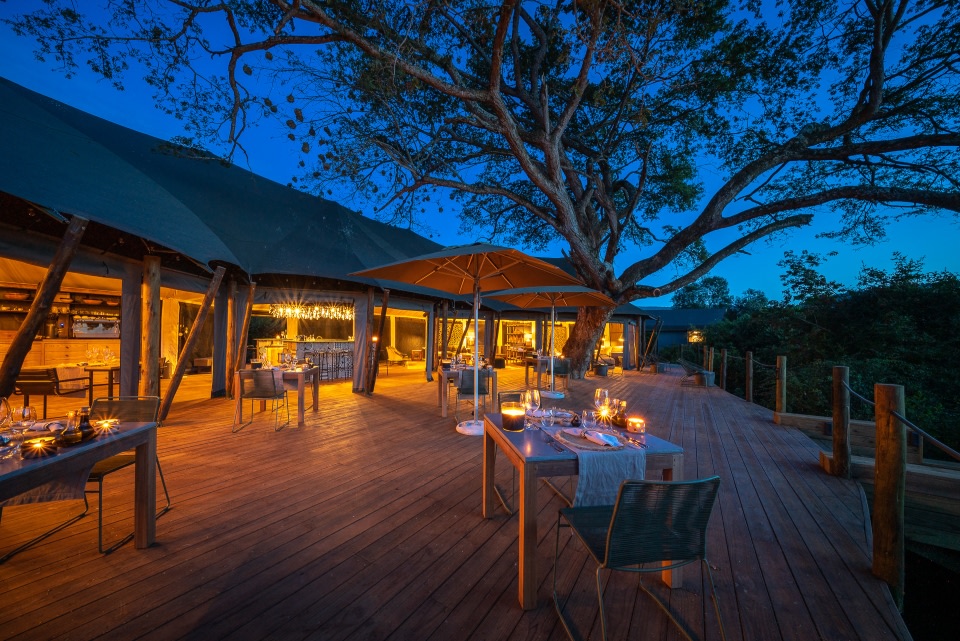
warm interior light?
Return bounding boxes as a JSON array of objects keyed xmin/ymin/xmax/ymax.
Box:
[{"xmin": 270, "ymin": 300, "xmax": 354, "ymax": 320}]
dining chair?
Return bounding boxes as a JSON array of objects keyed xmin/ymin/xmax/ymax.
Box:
[
  {"xmin": 553, "ymin": 476, "xmax": 725, "ymax": 641},
  {"xmin": 88, "ymin": 396, "xmax": 170, "ymax": 554},
  {"xmin": 551, "ymin": 358, "xmax": 571, "ymax": 391},
  {"xmin": 234, "ymin": 369, "xmax": 290, "ymax": 432},
  {"xmin": 454, "ymin": 368, "xmax": 490, "ymax": 422}
]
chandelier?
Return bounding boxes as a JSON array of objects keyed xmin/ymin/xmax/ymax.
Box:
[{"xmin": 270, "ymin": 300, "xmax": 355, "ymax": 321}]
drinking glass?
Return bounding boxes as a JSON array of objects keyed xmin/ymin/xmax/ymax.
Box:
[
  {"xmin": 593, "ymin": 388, "xmax": 609, "ymax": 411},
  {"xmin": 19, "ymin": 405, "xmax": 37, "ymax": 431},
  {"xmin": 523, "ymin": 389, "xmax": 541, "ymax": 429},
  {"xmin": 539, "ymin": 407, "xmax": 554, "ymax": 429}
]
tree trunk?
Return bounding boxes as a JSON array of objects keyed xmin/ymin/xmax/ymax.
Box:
[{"xmin": 564, "ymin": 306, "xmax": 614, "ymax": 378}]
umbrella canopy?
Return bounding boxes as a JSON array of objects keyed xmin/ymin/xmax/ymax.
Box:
[
  {"xmin": 352, "ymin": 243, "xmax": 584, "ymax": 434},
  {"xmin": 486, "ymin": 286, "xmax": 615, "ymax": 397}
]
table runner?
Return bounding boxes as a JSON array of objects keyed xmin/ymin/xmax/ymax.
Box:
[{"xmin": 545, "ymin": 426, "xmax": 645, "ymax": 506}]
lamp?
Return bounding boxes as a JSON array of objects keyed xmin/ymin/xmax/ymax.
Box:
[{"xmin": 270, "ymin": 300, "xmax": 355, "ymax": 320}]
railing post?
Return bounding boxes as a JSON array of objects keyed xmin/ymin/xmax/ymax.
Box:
[
  {"xmin": 873, "ymin": 383, "xmax": 906, "ymax": 611},
  {"xmin": 745, "ymin": 351, "xmax": 753, "ymax": 403},
  {"xmin": 702, "ymin": 344, "xmax": 709, "ymax": 370},
  {"xmin": 831, "ymin": 366, "xmax": 851, "ymax": 478},
  {"xmin": 720, "ymin": 348, "xmax": 727, "ymax": 390},
  {"xmin": 708, "ymin": 346, "xmax": 715, "ymax": 373},
  {"xmin": 775, "ymin": 355, "xmax": 787, "ymax": 413}
]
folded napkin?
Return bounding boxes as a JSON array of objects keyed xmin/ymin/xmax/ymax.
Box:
[
  {"xmin": 27, "ymin": 421, "xmax": 63, "ymax": 433},
  {"xmin": 562, "ymin": 428, "xmax": 619, "ymax": 447}
]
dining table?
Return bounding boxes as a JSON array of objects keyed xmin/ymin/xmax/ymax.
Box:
[
  {"xmin": 281, "ymin": 365, "xmax": 320, "ymax": 426},
  {"xmin": 84, "ymin": 364, "xmax": 121, "ymax": 404},
  {"xmin": 523, "ymin": 356, "xmax": 551, "ymax": 389},
  {"xmin": 481, "ymin": 413, "xmax": 684, "ymax": 610},
  {"xmin": 435, "ymin": 366, "xmax": 498, "ymax": 418},
  {"xmin": 0, "ymin": 421, "xmax": 158, "ymax": 550}
]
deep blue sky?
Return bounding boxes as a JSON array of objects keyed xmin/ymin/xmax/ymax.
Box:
[{"xmin": 1, "ymin": 16, "xmax": 956, "ymax": 306}]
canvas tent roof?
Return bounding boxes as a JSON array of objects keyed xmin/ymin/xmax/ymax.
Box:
[{"xmin": 0, "ymin": 77, "xmax": 443, "ymax": 291}]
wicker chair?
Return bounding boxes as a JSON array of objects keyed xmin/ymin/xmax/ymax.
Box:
[
  {"xmin": 88, "ymin": 396, "xmax": 170, "ymax": 554},
  {"xmin": 553, "ymin": 476, "xmax": 725, "ymax": 641},
  {"xmin": 234, "ymin": 369, "xmax": 289, "ymax": 432}
]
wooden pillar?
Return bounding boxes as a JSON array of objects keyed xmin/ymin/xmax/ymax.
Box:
[
  {"xmin": 235, "ymin": 282, "xmax": 256, "ymax": 370},
  {"xmin": 119, "ymin": 266, "xmax": 142, "ymax": 397},
  {"xmin": 720, "ymin": 348, "xmax": 727, "ymax": 390},
  {"xmin": 775, "ymin": 355, "xmax": 787, "ymax": 413},
  {"xmin": 440, "ymin": 300, "xmax": 449, "ymax": 362},
  {"xmin": 832, "ymin": 366, "xmax": 851, "ymax": 479},
  {"xmin": 745, "ymin": 351, "xmax": 754, "ymax": 403},
  {"xmin": 0, "ymin": 216, "xmax": 87, "ymax": 398},
  {"xmin": 138, "ymin": 255, "xmax": 162, "ymax": 397},
  {"xmin": 159, "ymin": 267, "xmax": 225, "ymax": 421},
  {"xmin": 708, "ymin": 346, "xmax": 715, "ymax": 373},
  {"xmin": 873, "ymin": 383, "xmax": 906, "ymax": 611},
  {"xmin": 367, "ymin": 289, "xmax": 390, "ymax": 394},
  {"xmin": 224, "ymin": 279, "xmax": 237, "ymax": 398},
  {"xmin": 424, "ymin": 303, "xmax": 435, "ymax": 382}
]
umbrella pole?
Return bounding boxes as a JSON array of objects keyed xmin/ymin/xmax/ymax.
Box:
[
  {"xmin": 543, "ymin": 299, "xmax": 564, "ymax": 399},
  {"xmin": 456, "ymin": 281, "xmax": 484, "ymax": 435}
]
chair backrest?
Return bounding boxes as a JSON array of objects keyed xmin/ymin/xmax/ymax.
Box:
[
  {"xmin": 457, "ymin": 368, "xmax": 489, "ymax": 395},
  {"xmin": 90, "ymin": 396, "xmax": 161, "ymax": 424},
  {"xmin": 603, "ymin": 476, "xmax": 720, "ymax": 569},
  {"xmin": 552, "ymin": 358, "xmax": 570, "ymax": 376},
  {"xmin": 497, "ymin": 390, "xmax": 524, "ymax": 411},
  {"xmin": 14, "ymin": 368, "xmax": 59, "ymax": 395},
  {"xmin": 238, "ymin": 370, "xmax": 282, "ymax": 399}
]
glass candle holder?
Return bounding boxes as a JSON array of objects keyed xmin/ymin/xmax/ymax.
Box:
[
  {"xmin": 501, "ymin": 402, "xmax": 526, "ymax": 432},
  {"xmin": 626, "ymin": 416, "xmax": 646, "ymax": 433}
]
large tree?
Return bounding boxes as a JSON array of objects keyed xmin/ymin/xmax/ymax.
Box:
[{"xmin": 8, "ymin": 0, "xmax": 959, "ymax": 374}]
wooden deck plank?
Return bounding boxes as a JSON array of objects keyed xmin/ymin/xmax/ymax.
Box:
[{"xmin": 0, "ymin": 365, "xmax": 909, "ymax": 640}]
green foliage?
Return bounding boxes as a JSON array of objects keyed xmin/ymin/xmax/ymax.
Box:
[
  {"xmin": 671, "ymin": 276, "xmax": 733, "ymax": 308},
  {"xmin": 704, "ymin": 255, "xmax": 960, "ymax": 449}
]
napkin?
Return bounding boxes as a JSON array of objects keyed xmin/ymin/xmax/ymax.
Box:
[{"xmin": 562, "ymin": 428, "xmax": 620, "ymax": 447}]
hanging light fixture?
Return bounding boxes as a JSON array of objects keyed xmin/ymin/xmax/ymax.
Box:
[{"xmin": 270, "ymin": 300, "xmax": 355, "ymax": 320}]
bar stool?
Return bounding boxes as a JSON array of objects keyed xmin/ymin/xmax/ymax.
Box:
[
  {"xmin": 338, "ymin": 349, "xmax": 352, "ymax": 379},
  {"xmin": 318, "ymin": 350, "xmax": 334, "ymax": 380}
]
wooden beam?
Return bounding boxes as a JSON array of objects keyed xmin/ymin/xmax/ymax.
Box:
[
  {"xmin": 139, "ymin": 255, "xmax": 162, "ymax": 397},
  {"xmin": 224, "ymin": 279, "xmax": 237, "ymax": 398},
  {"xmin": 367, "ymin": 289, "xmax": 390, "ymax": 394},
  {"xmin": 0, "ymin": 216, "xmax": 87, "ymax": 398},
  {"xmin": 235, "ymin": 282, "xmax": 255, "ymax": 370},
  {"xmin": 159, "ymin": 266, "xmax": 226, "ymax": 421}
]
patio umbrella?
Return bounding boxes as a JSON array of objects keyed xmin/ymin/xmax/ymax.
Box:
[
  {"xmin": 486, "ymin": 286, "xmax": 614, "ymax": 399},
  {"xmin": 351, "ymin": 243, "xmax": 583, "ymax": 435}
]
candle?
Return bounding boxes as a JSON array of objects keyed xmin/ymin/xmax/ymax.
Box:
[
  {"xmin": 21, "ymin": 437, "xmax": 58, "ymax": 459},
  {"xmin": 501, "ymin": 402, "xmax": 526, "ymax": 432},
  {"xmin": 626, "ymin": 416, "xmax": 646, "ymax": 434}
]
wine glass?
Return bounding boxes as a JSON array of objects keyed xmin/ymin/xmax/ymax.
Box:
[
  {"xmin": 593, "ymin": 388, "xmax": 609, "ymax": 411},
  {"xmin": 523, "ymin": 389, "xmax": 541, "ymax": 429},
  {"xmin": 19, "ymin": 405, "xmax": 37, "ymax": 431}
]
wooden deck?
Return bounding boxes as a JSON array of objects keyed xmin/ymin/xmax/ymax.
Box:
[{"xmin": 0, "ymin": 364, "xmax": 911, "ymax": 640}]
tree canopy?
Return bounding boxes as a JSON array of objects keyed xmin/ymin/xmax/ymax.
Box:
[
  {"xmin": 7, "ymin": 0, "xmax": 960, "ymax": 369},
  {"xmin": 671, "ymin": 275, "xmax": 733, "ymax": 309}
]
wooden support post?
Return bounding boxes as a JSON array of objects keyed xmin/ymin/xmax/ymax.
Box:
[
  {"xmin": 224, "ymin": 279, "xmax": 237, "ymax": 398},
  {"xmin": 159, "ymin": 267, "xmax": 226, "ymax": 422},
  {"xmin": 708, "ymin": 346, "xmax": 715, "ymax": 373},
  {"xmin": 235, "ymin": 282, "xmax": 256, "ymax": 370},
  {"xmin": 139, "ymin": 255, "xmax": 162, "ymax": 397},
  {"xmin": 702, "ymin": 344, "xmax": 709, "ymax": 370},
  {"xmin": 745, "ymin": 351, "xmax": 754, "ymax": 403},
  {"xmin": 775, "ymin": 355, "xmax": 787, "ymax": 413},
  {"xmin": 0, "ymin": 216, "xmax": 88, "ymax": 398},
  {"xmin": 873, "ymin": 383, "xmax": 906, "ymax": 611},
  {"xmin": 367, "ymin": 289, "xmax": 390, "ymax": 394},
  {"xmin": 720, "ymin": 348, "xmax": 727, "ymax": 390},
  {"xmin": 440, "ymin": 300, "xmax": 449, "ymax": 363},
  {"xmin": 831, "ymin": 366, "xmax": 851, "ymax": 479}
]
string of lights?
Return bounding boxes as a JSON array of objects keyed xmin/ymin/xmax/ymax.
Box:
[{"xmin": 270, "ymin": 300, "xmax": 355, "ymax": 321}]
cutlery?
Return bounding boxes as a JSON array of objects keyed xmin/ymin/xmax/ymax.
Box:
[{"xmin": 541, "ymin": 432, "xmax": 565, "ymax": 452}]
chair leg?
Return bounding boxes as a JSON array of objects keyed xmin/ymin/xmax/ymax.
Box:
[
  {"xmin": 552, "ymin": 517, "xmax": 587, "ymax": 641},
  {"xmin": 232, "ymin": 399, "xmax": 254, "ymax": 433}
]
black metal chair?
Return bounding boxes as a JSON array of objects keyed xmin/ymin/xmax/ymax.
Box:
[
  {"xmin": 88, "ymin": 396, "xmax": 170, "ymax": 554},
  {"xmin": 551, "ymin": 357, "xmax": 571, "ymax": 391},
  {"xmin": 454, "ymin": 368, "xmax": 490, "ymax": 422},
  {"xmin": 553, "ymin": 476, "xmax": 725, "ymax": 641},
  {"xmin": 234, "ymin": 369, "xmax": 289, "ymax": 432}
]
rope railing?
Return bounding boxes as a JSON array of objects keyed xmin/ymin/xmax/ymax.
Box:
[
  {"xmin": 892, "ymin": 409, "xmax": 960, "ymax": 464},
  {"xmin": 840, "ymin": 380, "xmax": 875, "ymax": 408}
]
